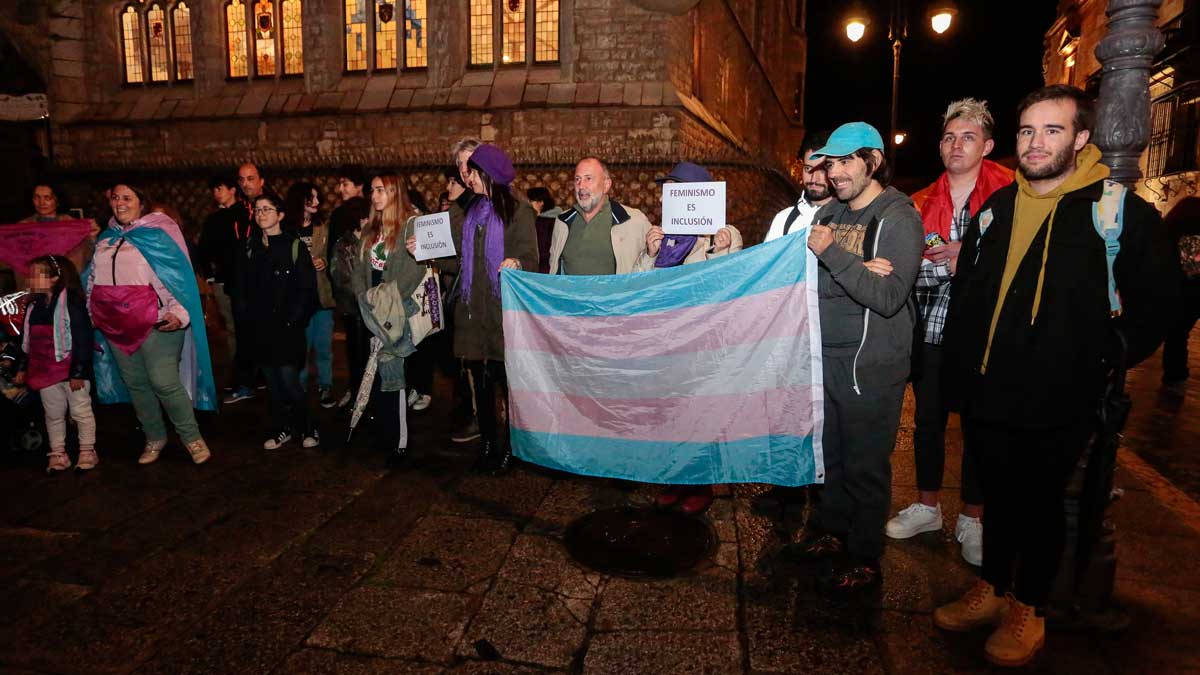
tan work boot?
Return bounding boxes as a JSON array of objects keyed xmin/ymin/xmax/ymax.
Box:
[
  {"xmin": 984, "ymin": 595, "xmax": 1045, "ymax": 667},
  {"xmin": 933, "ymin": 579, "xmax": 1008, "ymax": 632},
  {"xmin": 185, "ymin": 438, "xmax": 211, "ymax": 465}
]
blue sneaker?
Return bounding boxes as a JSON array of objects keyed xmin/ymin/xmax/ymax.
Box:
[{"xmin": 223, "ymin": 386, "xmax": 255, "ymax": 404}]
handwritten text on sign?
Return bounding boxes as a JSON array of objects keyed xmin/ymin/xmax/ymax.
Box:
[
  {"xmin": 413, "ymin": 212, "xmax": 457, "ymax": 261},
  {"xmin": 661, "ymin": 181, "xmax": 726, "ymax": 235}
]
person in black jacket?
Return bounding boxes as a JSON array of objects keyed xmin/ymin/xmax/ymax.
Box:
[
  {"xmin": 235, "ymin": 193, "xmax": 320, "ymax": 451},
  {"xmin": 23, "ymin": 255, "xmax": 95, "ymax": 472},
  {"xmin": 196, "ymin": 174, "xmax": 256, "ymax": 404},
  {"xmin": 935, "ymin": 85, "xmax": 1177, "ymax": 667}
]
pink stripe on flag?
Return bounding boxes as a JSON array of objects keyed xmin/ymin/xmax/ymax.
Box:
[
  {"xmin": 503, "ymin": 283, "xmax": 808, "ymax": 360},
  {"xmin": 510, "ymin": 386, "xmax": 816, "ymax": 443}
]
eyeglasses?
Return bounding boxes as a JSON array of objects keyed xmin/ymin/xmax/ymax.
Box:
[{"xmin": 254, "ymin": 207, "xmax": 277, "ymax": 215}]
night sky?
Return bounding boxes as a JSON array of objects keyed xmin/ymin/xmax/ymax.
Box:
[{"xmin": 803, "ymin": 0, "xmax": 1059, "ymax": 189}]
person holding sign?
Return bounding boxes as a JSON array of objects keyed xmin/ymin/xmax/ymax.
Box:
[
  {"xmin": 641, "ymin": 162, "xmax": 742, "ymax": 272},
  {"xmin": 408, "ymin": 144, "xmax": 537, "ymax": 475}
]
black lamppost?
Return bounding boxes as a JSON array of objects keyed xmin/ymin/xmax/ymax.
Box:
[{"xmin": 843, "ymin": 0, "xmax": 958, "ymax": 165}]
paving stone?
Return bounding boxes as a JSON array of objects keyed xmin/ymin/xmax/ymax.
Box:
[
  {"xmin": 26, "ymin": 485, "xmax": 176, "ymax": 534},
  {"xmin": 133, "ymin": 549, "xmax": 374, "ymax": 675},
  {"xmin": 307, "ymin": 586, "xmax": 475, "ymax": 663},
  {"xmin": 526, "ymin": 478, "xmax": 632, "ymax": 536},
  {"xmin": 431, "ymin": 467, "xmax": 554, "ymax": 522},
  {"xmin": 497, "ymin": 534, "xmax": 601, "ymax": 605},
  {"xmin": 1114, "ymin": 528, "xmax": 1200, "ymax": 590},
  {"xmin": 0, "ymin": 577, "xmax": 90, "ymax": 634},
  {"xmin": 0, "ymin": 527, "xmax": 81, "ymax": 579},
  {"xmin": 279, "ymin": 649, "xmax": 442, "ymax": 674},
  {"xmin": 374, "ymin": 515, "xmax": 517, "ymax": 592},
  {"xmin": 1101, "ymin": 578, "xmax": 1200, "ymax": 673},
  {"xmin": 583, "ymin": 631, "xmax": 741, "ymax": 675},
  {"xmin": 303, "ymin": 470, "xmax": 437, "ymax": 559},
  {"xmin": 595, "ymin": 566, "xmax": 736, "ymax": 631},
  {"xmin": 459, "ymin": 579, "xmax": 587, "ymax": 669}
]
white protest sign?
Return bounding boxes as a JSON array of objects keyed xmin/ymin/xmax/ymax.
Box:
[
  {"xmin": 661, "ymin": 181, "xmax": 726, "ymax": 235},
  {"xmin": 413, "ymin": 211, "xmax": 457, "ymax": 261}
]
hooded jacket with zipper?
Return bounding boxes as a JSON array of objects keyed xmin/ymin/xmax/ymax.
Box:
[
  {"xmin": 232, "ymin": 228, "xmax": 317, "ymax": 367},
  {"xmin": 943, "ymin": 146, "xmax": 1177, "ymax": 428},
  {"xmin": 812, "ymin": 186, "xmax": 926, "ymax": 388}
]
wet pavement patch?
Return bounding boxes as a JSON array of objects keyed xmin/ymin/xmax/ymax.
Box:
[{"xmin": 564, "ymin": 506, "xmax": 716, "ymax": 578}]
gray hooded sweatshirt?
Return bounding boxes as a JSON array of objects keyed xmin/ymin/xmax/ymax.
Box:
[{"xmin": 812, "ymin": 186, "xmax": 925, "ymax": 391}]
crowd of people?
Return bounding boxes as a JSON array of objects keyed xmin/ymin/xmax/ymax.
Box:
[{"xmin": 4, "ymin": 83, "xmax": 1192, "ymax": 668}]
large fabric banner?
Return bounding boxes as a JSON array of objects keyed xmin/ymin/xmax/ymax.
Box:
[
  {"xmin": 501, "ymin": 232, "xmax": 824, "ymax": 487},
  {"xmin": 0, "ymin": 220, "xmax": 93, "ymax": 274}
]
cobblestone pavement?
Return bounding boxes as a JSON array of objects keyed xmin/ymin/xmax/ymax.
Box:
[{"xmin": 0, "ymin": 331, "xmax": 1198, "ymax": 674}]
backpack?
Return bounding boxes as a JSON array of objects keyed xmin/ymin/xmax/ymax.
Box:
[{"xmin": 1092, "ymin": 179, "xmax": 1126, "ymax": 316}]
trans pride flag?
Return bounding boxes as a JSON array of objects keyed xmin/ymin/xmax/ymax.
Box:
[{"xmin": 501, "ymin": 232, "xmax": 824, "ymax": 487}]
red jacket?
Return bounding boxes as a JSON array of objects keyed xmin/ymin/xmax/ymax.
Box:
[{"xmin": 911, "ymin": 159, "xmax": 1013, "ymax": 244}]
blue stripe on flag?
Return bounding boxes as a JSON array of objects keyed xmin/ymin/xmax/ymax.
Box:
[
  {"xmin": 511, "ymin": 427, "xmax": 820, "ymax": 487},
  {"xmin": 501, "ymin": 232, "xmax": 807, "ymax": 317}
]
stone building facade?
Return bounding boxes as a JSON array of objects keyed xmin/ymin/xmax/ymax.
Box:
[
  {"xmin": 1043, "ymin": 0, "xmax": 1197, "ymax": 216},
  {"xmin": 2, "ymin": 0, "xmax": 809, "ymax": 243}
]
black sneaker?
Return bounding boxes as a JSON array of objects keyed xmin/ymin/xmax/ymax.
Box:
[
  {"xmin": 826, "ymin": 561, "xmax": 882, "ymax": 595},
  {"xmin": 451, "ymin": 419, "xmax": 481, "ymax": 443},
  {"xmin": 781, "ymin": 532, "xmax": 844, "ymax": 563},
  {"xmin": 263, "ymin": 429, "xmax": 292, "ymax": 450},
  {"xmin": 750, "ymin": 486, "xmax": 808, "ymax": 515},
  {"xmin": 319, "ymin": 388, "xmax": 337, "ymax": 408}
]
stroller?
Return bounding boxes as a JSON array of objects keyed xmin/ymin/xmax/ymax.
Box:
[{"xmin": 0, "ymin": 291, "xmax": 46, "ymax": 453}]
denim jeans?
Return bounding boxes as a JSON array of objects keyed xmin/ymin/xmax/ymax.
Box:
[{"xmin": 301, "ymin": 309, "xmax": 334, "ymax": 390}]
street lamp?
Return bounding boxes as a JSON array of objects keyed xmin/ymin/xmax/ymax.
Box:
[{"xmin": 842, "ymin": 0, "xmax": 957, "ymax": 165}]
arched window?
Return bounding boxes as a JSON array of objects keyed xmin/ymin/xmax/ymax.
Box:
[
  {"xmin": 470, "ymin": 0, "xmax": 559, "ymax": 68},
  {"xmin": 120, "ymin": 4, "xmax": 145, "ymax": 83},
  {"xmin": 345, "ymin": 1, "xmax": 428, "ymax": 72},
  {"xmin": 118, "ymin": 0, "xmax": 195, "ymax": 85},
  {"xmin": 226, "ymin": 0, "xmax": 303, "ymax": 79},
  {"xmin": 172, "ymin": 2, "xmax": 194, "ymax": 81}
]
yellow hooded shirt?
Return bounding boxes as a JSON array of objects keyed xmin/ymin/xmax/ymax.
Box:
[{"xmin": 980, "ymin": 144, "xmax": 1110, "ymax": 372}]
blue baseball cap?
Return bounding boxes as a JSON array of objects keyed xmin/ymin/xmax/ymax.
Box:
[
  {"xmin": 808, "ymin": 122, "xmax": 885, "ymax": 160},
  {"xmin": 655, "ymin": 161, "xmax": 713, "ymax": 184}
]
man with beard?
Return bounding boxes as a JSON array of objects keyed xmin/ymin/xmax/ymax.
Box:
[
  {"xmin": 781, "ymin": 122, "xmax": 924, "ymax": 595},
  {"xmin": 885, "ymin": 99, "xmax": 1012, "ymax": 566},
  {"xmin": 547, "ymin": 157, "xmax": 653, "ymax": 275},
  {"xmin": 935, "ymin": 85, "xmax": 1174, "ymax": 667},
  {"xmin": 763, "ymin": 130, "xmax": 833, "ymax": 243}
]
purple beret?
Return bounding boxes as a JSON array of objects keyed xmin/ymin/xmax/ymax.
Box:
[{"xmin": 470, "ymin": 144, "xmax": 516, "ymax": 186}]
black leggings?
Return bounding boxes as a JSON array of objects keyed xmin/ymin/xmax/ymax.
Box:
[{"xmin": 466, "ymin": 360, "xmax": 509, "ymax": 449}]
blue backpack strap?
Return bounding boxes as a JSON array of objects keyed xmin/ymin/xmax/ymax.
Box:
[{"xmin": 1092, "ymin": 179, "xmax": 1126, "ymax": 315}]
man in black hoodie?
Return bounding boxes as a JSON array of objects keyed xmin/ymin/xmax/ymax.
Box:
[{"xmin": 781, "ymin": 122, "xmax": 925, "ymax": 594}]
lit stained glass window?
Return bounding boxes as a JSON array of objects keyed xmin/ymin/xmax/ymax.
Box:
[
  {"xmin": 534, "ymin": 0, "xmax": 558, "ymax": 63},
  {"xmin": 226, "ymin": 0, "xmax": 249, "ymax": 78},
  {"xmin": 282, "ymin": 0, "xmax": 303, "ymax": 74},
  {"xmin": 502, "ymin": 0, "xmax": 524, "ymax": 64},
  {"xmin": 375, "ymin": 0, "xmax": 397, "ymax": 69},
  {"xmin": 345, "ymin": 0, "xmax": 367, "ymax": 71},
  {"xmin": 121, "ymin": 5, "xmax": 144, "ymax": 83},
  {"xmin": 470, "ymin": 0, "xmax": 493, "ymax": 66},
  {"xmin": 404, "ymin": 0, "xmax": 427, "ymax": 68},
  {"xmin": 254, "ymin": 0, "xmax": 276, "ymax": 76},
  {"xmin": 172, "ymin": 1, "xmax": 194, "ymax": 80},
  {"xmin": 147, "ymin": 3, "xmax": 170, "ymax": 82}
]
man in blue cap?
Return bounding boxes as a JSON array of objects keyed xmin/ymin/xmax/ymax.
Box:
[
  {"xmin": 641, "ymin": 161, "xmax": 742, "ymax": 271},
  {"xmin": 781, "ymin": 121, "xmax": 925, "ymax": 594}
]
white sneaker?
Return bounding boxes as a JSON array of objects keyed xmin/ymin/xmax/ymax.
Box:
[
  {"xmin": 406, "ymin": 389, "xmax": 419, "ymax": 408},
  {"xmin": 956, "ymin": 514, "xmax": 983, "ymax": 566},
  {"xmin": 885, "ymin": 502, "xmax": 943, "ymax": 539},
  {"xmin": 263, "ymin": 430, "xmax": 292, "ymax": 450},
  {"xmin": 412, "ymin": 394, "xmax": 432, "ymax": 411},
  {"xmin": 302, "ymin": 429, "xmax": 321, "ymax": 448}
]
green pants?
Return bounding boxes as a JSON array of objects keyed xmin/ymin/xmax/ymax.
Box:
[{"xmin": 110, "ymin": 329, "xmax": 202, "ymax": 443}]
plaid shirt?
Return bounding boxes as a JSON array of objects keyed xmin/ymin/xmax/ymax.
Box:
[{"xmin": 915, "ymin": 201, "xmax": 970, "ymax": 345}]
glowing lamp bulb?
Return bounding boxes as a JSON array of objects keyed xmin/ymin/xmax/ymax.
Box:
[
  {"xmin": 845, "ymin": 20, "xmax": 866, "ymax": 42},
  {"xmin": 930, "ymin": 11, "xmax": 953, "ymax": 34},
  {"xmin": 894, "ymin": 133, "xmax": 907, "ymax": 145}
]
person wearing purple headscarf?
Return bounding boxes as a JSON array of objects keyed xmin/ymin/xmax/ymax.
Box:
[{"xmin": 407, "ymin": 143, "xmax": 538, "ymax": 474}]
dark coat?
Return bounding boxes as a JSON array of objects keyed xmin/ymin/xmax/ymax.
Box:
[
  {"xmin": 25, "ymin": 291, "xmax": 93, "ymax": 381},
  {"xmin": 943, "ymin": 179, "xmax": 1178, "ymax": 429},
  {"xmin": 232, "ymin": 229, "xmax": 318, "ymax": 367},
  {"xmin": 196, "ymin": 201, "xmax": 254, "ymax": 285},
  {"xmin": 435, "ymin": 196, "xmax": 539, "ymax": 362}
]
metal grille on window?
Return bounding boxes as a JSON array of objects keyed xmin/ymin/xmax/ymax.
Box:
[
  {"xmin": 282, "ymin": 0, "xmax": 303, "ymax": 74},
  {"xmin": 226, "ymin": 0, "xmax": 248, "ymax": 78},
  {"xmin": 254, "ymin": 0, "xmax": 276, "ymax": 76},
  {"xmin": 534, "ymin": 0, "xmax": 558, "ymax": 63},
  {"xmin": 172, "ymin": 1, "xmax": 194, "ymax": 80},
  {"xmin": 345, "ymin": 0, "xmax": 367, "ymax": 71},
  {"xmin": 404, "ymin": 0, "xmax": 427, "ymax": 68},
  {"xmin": 147, "ymin": 4, "xmax": 170, "ymax": 82},
  {"xmin": 502, "ymin": 0, "xmax": 525, "ymax": 64},
  {"xmin": 375, "ymin": 0, "xmax": 397, "ymax": 69},
  {"xmin": 469, "ymin": 0, "xmax": 492, "ymax": 66},
  {"xmin": 121, "ymin": 5, "xmax": 144, "ymax": 83}
]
